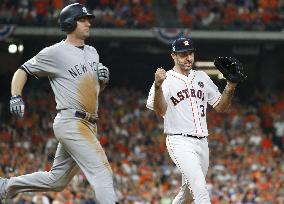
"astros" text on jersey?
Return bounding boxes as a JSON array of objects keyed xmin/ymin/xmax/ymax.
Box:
[{"xmin": 170, "ymin": 88, "xmax": 204, "ymax": 106}]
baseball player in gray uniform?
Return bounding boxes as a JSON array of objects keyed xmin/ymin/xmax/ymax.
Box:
[
  {"xmin": 0, "ymin": 3, "xmax": 119, "ymax": 204},
  {"xmin": 146, "ymin": 37, "xmax": 245, "ymax": 203}
]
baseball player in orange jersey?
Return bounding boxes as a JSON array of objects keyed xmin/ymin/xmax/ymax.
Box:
[
  {"xmin": 0, "ymin": 3, "xmax": 119, "ymax": 204},
  {"xmin": 146, "ymin": 37, "xmax": 240, "ymax": 203}
]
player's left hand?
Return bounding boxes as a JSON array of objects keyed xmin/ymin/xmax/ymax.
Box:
[
  {"xmin": 10, "ymin": 95, "xmax": 25, "ymax": 118},
  {"xmin": 97, "ymin": 63, "xmax": 109, "ymax": 84}
]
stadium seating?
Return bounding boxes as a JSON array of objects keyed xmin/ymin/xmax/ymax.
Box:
[{"xmin": 0, "ymin": 0, "xmax": 283, "ymax": 30}]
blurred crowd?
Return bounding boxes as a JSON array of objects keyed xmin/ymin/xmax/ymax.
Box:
[
  {"xmin": 0, "ymin": 83, "xmax": 284, "ymax": 204},
  {"xmin": 0, "ymin": 0, "xmax": 154, "ymax": 28},
  {"xmin": 1, "ymin": 0, "xmax": 284, "ymax": 30},
  {"xmin": 172, "ymin": 0, "xmax": 284, "ymax": 30}
]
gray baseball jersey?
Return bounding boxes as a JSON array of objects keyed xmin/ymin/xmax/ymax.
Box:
[
  {"xmin": 22, "ymin": 40, "xmax": 100, "ymax": 113},
  {"xmin": 5, "ymin": 41, "xmax": 118, "ymax": 204}
]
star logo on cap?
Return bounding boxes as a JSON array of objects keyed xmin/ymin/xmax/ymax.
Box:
[
  {"xmin": 82, "ymin": 7, "xmax": 88, "ymax": 13},
  {"xmin": 183, "ymin": 40, "xmax": 189, "ymax": 46}
]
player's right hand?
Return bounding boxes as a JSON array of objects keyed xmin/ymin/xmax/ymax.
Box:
[
  {"xmin": 155, "ymin": 67, "xmax": 166, "ymax": 88},
  {"xmin": 10, "ymin": 95, "xmax": 25, "ymax": 118}
]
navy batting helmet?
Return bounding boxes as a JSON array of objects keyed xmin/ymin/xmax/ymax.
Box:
[
  {"xmin": 59, "ymin": 3, "xmax": 95, "ymax": 33},
  {"xmin": 172, "ymin": 37, "xmax": 195, "ymax": 53}
]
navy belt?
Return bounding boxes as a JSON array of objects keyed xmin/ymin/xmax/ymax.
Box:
[
  {"xmin": 171, "ymin": 134, "xmax": 206, "ymax": 139},
  {"xmin": 75, "ymin": 110, "xmax": 98, "ymax": 124}
]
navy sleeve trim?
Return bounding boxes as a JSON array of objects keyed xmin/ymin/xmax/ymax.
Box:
[{"xmin": 21, "ymin": 65, "xmax": 39, "ymax": 79}]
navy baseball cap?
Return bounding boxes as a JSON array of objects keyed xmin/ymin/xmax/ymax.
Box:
[{"xmin": 172, "ymin": 37, "xmax": 195, "ymax": 53}]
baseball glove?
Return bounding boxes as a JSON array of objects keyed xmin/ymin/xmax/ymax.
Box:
[{"xmin": 214, "ymin": 57, "xmax": 247, "ymax": 83}]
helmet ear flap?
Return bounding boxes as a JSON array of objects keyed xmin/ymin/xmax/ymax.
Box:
[{"xmin": 61, "ymin": 17, "xmax": 76, "ymax": 32}]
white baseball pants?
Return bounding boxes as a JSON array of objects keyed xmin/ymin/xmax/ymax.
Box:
[{"xmin": 166, "ymin": 135, "xmax": 211, "ymax": 204}]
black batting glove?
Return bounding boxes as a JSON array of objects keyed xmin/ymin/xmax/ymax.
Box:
[{"xmin": 10, "ymin": 95, "xmax": 25, "ymax": 118}]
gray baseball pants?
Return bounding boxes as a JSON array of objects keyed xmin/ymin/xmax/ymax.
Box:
[{"xmin": 5, "ymin": 110, "xmax": 118, "ymax": 204}]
